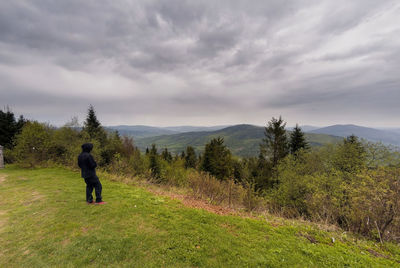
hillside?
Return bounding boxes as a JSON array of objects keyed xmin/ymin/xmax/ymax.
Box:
[
  {"xmin": 106, "ymin": 125, "xmax": 179, "ymax": 139},
  {"xmin": 311, "ymin": 124, "xmax": 400, "ymax": 146},
  {"xmin": 1, "ymin": 167, "xmax": 399, "ymax": 267},
  {"xmin": 106, "ymin": 125, "xmax": 230, "ymax": 139},
  {"xmin": 135, "ymin": 124, "xmax": 342, "ymax": 157}
]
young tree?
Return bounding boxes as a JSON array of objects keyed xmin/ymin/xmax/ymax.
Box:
[
  {"xmin": 83, "ymin": 105, "xmax": 106, "ymax": 142},
  {"xmin": 184, "ymin": 146, "xmax": 197, "ymax": 169},
  {"xmin": 201, "ymin": 137, "xmax": 232, "ymax": 180},
  {"xmin": 161, "ymin": 148, "xmax": 173, "ymax": 163},
  {"xmin": 289, "ymin": 124, "xmax": 309, "ymax": 154},
  {"xmin": 149, "ymin": 144, "xmax": 161, "ymax": 178},
  {"xmin": 260, "ymin": 116, "xmax": 289, "ymax": 167}
]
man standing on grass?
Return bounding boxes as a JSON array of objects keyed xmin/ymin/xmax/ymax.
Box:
[{"xmin": 78, "ymin": 143, "xmax": 105, "ymax": 204}]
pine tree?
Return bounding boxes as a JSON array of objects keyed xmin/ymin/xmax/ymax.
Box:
[
  {"xmin": 149, "ymin": 144, "xmax": 161, "ymax": 178},
  {"xmin": 83, "ymin": 105, "xmax": 104, "ymax": 141},
  {"xmin": 201, "ymin": 137, "xmax": 232, "ymax": 180},
  {"xmin": 289, "ymin": 124, "xmax": 309, "ymax": 154},
  {"xmin": 184, "ymin": 146, "xmax": 197, "ymax": 169},
  {"xmin": 161, "ymin": 148, "xmax": 172, "ymax": 163},
  {"xmin": 260, "ymin": 116, "xmax": 289, "ymax": 167}
]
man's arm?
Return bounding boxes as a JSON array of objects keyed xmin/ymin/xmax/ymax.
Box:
[{"xmin": 88, "ymin": 154, "xmax": 97, "ymax": 169}]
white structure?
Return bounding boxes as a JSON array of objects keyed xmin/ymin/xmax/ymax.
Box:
[{"xmin": 0, "ymin": 145, "xmax": 4, "ymax": 169}]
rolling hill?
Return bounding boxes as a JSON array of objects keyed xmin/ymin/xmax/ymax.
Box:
[
  {"xmin": 310, "ymin": 124, "xmax": 400, "ymax": 146},
  {"xmin": 107, "ymin": 125, "xmax": 229, "ymax": 138},
  {"xmin": 135, "ymin": 124, "xmax": 342, "ymax": 157}
]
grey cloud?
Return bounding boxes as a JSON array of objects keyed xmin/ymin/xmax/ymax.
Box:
[{"xmin": 0, "ymin": 0, "xmax": 399, "ymax": 127}]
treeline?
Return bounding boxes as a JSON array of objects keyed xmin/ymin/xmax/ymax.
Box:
[{"xmin": 2, "ymin": 106, "xmax": 400, "ymax": 242}]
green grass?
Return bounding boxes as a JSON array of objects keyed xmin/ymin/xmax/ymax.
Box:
[{"xmin": 1, "ymin": 167, "xmax": 399, "ymax": 267}]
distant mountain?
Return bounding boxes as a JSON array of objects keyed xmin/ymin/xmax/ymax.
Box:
[
  {"xmin": 135, "ymin": 124, "xmax": 342, "ymax": 157},
  {"xmin": 287, "ymin": 125, "xmax": 320, "ymax": 132},
  {"xmin": 106, "ymin": 125, "xmax": 179, "ymax": 139},
  {"xmin": 107, "ymin": 125, "xmax": 232, "ymax": 138},
  {"xmin": 310, "ymin": 124, "xmax": 400, "ymax": 146},
  {"xmin": 163, "ymin": 125, "xmax": 230, "ymax": 132}
]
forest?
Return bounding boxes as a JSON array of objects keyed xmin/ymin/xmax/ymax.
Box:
[{"xmin": 1, "ymin": 106, "xmax": 400, "ymax": 242}]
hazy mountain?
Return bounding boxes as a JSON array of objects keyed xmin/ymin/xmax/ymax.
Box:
[
  {"xmin": 287, "ymin": 125, "xmax": 320, "ymax": 132},
  {"xmin": 310, "ymin": 124, "xmax": 400, "ymax": 146},
  {"xmin": 106, "ymin": 125, "xmax": 179, "ymax": 139},
  {"xmin": 107, "ymin": 125, "xmax": 231, "ymax": 138},
  {"xmin": 163, "ymin": 125, "xmax": 230, "ymax": 132},
  {"xmin": 135, "ymin": 124, "xmax": 342, "ymax": 157}
]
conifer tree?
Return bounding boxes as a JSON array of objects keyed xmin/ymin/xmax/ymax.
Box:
[
  {"xmin": 83, "ymin": 105, "xmax": 104, "ymax": 141},
  {"xmin": 260, "ymin": 116, "xmax": 289, "ymax": 167},
  {"xmin": 0, "ymin": 108, "xmax": 26, "ymax": 149},
  {"xmin": 161, "ymin": 148, "xmax": 173, "ymax": 163},
  {"xmin": 289, "ymin": 124, "xmax": 309, "ymax": 154},
  {"xmin": 184, "ymin": 146, "xmax": 197, "ymax": 169},
  {"xmin": 201, "ymin": 137, "xmax": 232, "ymax": 180},
  {"xmin": 149, "ymin": 144, "xmax": 161, "ymax": 178}
]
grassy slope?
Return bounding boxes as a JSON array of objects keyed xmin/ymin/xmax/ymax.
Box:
[
  {"xmin": 135, "ymin": 125, "xmax": 342, "ymax": 157},
  {"xmin": 1, "ymin": 167, "xmax": 399, "ymax": 267}
]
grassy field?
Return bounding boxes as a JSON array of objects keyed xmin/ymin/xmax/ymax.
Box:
[{"xmin": 1, "ymin": 167, "xmax": 400, "ymax": 267}]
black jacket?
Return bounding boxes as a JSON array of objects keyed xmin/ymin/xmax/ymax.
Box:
[{"xmin": 78, "ymin": 143, "xmax": 97, "ymax": 179}]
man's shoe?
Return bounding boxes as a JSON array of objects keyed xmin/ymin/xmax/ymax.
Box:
[
  {"xmin": 87, "ymin": 201, "xmax": 94, "ymax": 204},
  {"xmin": 95, "ymin": 201, "xmax": 106, "ymax": 205}
]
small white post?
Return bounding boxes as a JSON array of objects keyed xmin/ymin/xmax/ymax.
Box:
[{"xmin": 0, "ymin": 145, "xmax": 4, "ymax": 169}]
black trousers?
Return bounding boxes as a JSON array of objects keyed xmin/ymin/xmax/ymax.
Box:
[{"xmin": 84, "ymin": 176, "xmax": 102, "ymax": 203}]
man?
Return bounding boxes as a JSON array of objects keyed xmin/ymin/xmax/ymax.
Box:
[{"xmin": 78, "ymin": 143, "xmax": 105, "ymax": 204}]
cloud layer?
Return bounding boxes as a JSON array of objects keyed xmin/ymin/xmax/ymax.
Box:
[{"xmin": 1, "ymin": 0, "xmax": 399, "ymax": 127}]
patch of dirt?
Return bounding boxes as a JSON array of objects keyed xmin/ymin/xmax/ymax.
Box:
[
  {"xmin": 0, "ymin": 211, "xmax": 7, "ymax": 232},
  {"xmin": 23, "ymin": 191, "xmax": 45, "ymax": 206},
  {"xmin": 220, "ymin": 223, "xmax": 239, "ymax": 236},
  {"xmin": 367, "ymin": 248, "xmax": 390, "ymax": 259},
  {"xmin": 148, "ymin": 188, "xmax": 239, "ymax": 216},
  {"xmin": 0, "ymin": 174, "xmax": 6, "ymax": 184},
  {"xmin": 61, "ymin": 238, "xmax": 71, "ymax": 247},
  {"xmin": 297, "ymin": 232, "xmax": 318, "ymax": 244}
]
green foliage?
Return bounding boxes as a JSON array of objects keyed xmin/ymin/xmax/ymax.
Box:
[
  {"xmin": 184, "ymin": 146, "xmax": 197, "ymax": 169},
  {"xmin": 149, "ymin": 144, "xmax": 161, "ymax": 179},
  {"xmin": 289, "ymin": 124, "xmax": 309, "ymax": 154},
  {"xmin": 83, "ymin": 105, "xmax": 106, "ymax": 144},
  {"xmin": 13, "ymin": 121, "xmax": 52, "ymax": 167},
  {"xmin": 161, "ymin": 147, "xmax": 173, "ymax": 163},
  {"xmin": 0, "ymin": 108, "xmax": 26, "ymax": 150},
  {"xmin": 201, "ymin": 137, "xmax": 232, "ymax": 180},
  {"xmin": 260, "ymin": 116, "xmax": 289, "ymax": 167}
]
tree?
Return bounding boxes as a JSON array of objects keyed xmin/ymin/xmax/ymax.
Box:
[
  {"xmin": 201, "ymin": 137, "xmax": 232, "ymax": 180},
  {"xmin": 0, "ymin": 108, "xmax": 26, "ymax": 149},
  {"xmin": 149, "ymin": 144, "xmax": 161, "ymax": 178},
  {"xmin": 13, "ymin": 121, "xmax": 51, "ymax": 167},
  {"xmin": 184, "ymin": 146, "xmax": 197, "ymax": 169},
  {"xmin": 161, "ymin": 148, "xmax": 173, "ymax": 163},
  {"xmin": 289, "ymin": 124, "xmax": 309, "ymax": 155},
  {"xmin": 260, "ymin": 116, "xmax": 289, "ymax": 167},
  {"xmin": 83, "ymin": 105, "xmax": 105, "ymax": 142}
]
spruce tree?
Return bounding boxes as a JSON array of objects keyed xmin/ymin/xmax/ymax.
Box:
[
  {"xmin": 184, "ymin": 146, "xmax": 197, "ymax": 169},
  {"xmin": 0, "ymin": 108, "xmax": 25, "ymax": 149},
  {"xmin": 83, "ymin": 105, "xmax": 103, "ymax": 140},
  {"xmin": 201, "ymin": 137, "xmax": 232, "ymax": 180},
  {"xmin": 260, "ymin": 116, "xmax": 289, "ymax": 167},
  {"xmin": 149, "ymin": 144, "xmax": 161, "ymax": 178},
  {"xmin": 161, "ymin": 148, "xmax": 172, "ymax": 163},
  {"xmin": 289, "ymin": 124, "xmax": 309, "ymax": 154}
]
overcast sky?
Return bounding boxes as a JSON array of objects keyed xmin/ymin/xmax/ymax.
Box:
[{"xmin": 1, "ymin": 0, "xmax": 399, "ymax": 127}]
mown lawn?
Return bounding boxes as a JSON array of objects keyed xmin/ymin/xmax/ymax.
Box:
[{"xmin": 0, "ymin": 166, "xmax": 399, "ymax": 267}]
